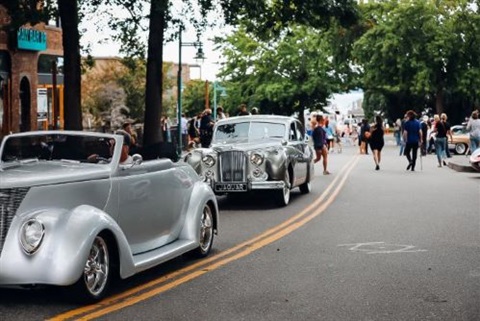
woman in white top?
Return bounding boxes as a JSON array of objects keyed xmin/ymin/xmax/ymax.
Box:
[{"xmin": 466, "ymin": 110, "xmax": 480, "ymax": 153}]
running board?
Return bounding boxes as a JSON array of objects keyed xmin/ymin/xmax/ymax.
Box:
[{"xmin": 132, "ymin": 239, "xmax": 197, "ymax": 273}]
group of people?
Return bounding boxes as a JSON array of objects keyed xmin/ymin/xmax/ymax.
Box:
[
  {"xmin": 186, "ymin": 104, "xmax": 261, "ymax": 150},
  {"xmin": 366, "ymin": 109, "xmax": 480, "ymax": 172}
]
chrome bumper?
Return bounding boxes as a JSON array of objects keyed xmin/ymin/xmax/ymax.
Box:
[{"xmin": 250, "ymin": 180, "xmax": 285, "ymax": 190}]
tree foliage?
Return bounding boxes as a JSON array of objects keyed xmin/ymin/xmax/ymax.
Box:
[
  {"xmin": 216, "ymin": 23, "xmax": 359, "ymax": 123},
  {"xmin": 353, "ymin": 0, "xmax": 480, "ymax": 121}
]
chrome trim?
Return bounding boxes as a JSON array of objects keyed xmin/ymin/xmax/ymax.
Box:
[
  {"xmin": 0, "ymin": 187, "xmax": 30, "ymax": 257},
  {"xmin": 218, "ymin": 151, "xmax": 247, "ymax": 183},
  {"xmin": 250, "ymin": 181, "xmax": 286, "ymax": 190},
  {"xmin": 19, "ymin": 219, "xmax": 45, "ymax": 255}
]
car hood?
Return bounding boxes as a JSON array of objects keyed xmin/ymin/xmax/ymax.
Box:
[
  {"xmin": 0, "ymin": 161, "xmax": 111, "ymax": 189},
  {"xmin": 211, "ymin": 139, "xmax": 284, "ymax": 153}
]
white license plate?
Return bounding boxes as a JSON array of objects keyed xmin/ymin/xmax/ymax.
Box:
[{"xmin": 215, "ymin": 183, "xmax": 247, "ymax": 192}]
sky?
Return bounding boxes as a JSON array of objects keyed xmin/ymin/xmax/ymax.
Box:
[
  {"xmin": 81, "ymin": 4, "xmax": 363, "ymax": 111},
  {"xmin": 81, "ymin": 3, "xmax": 224, "ymax": 82}
]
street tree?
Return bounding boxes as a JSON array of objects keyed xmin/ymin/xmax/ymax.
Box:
[
  {"xmin": 217, "ymin": 23, "xmax": 357, "ymax": 124},
  {"xmin": 102, "ymin": 0, "xmax": 358, "ymax": 145},
  {"xmin": 353, "ymin": 0, "xmax": 480, "ymax": 119}
]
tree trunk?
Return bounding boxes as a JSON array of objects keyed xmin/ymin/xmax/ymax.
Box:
[
  {"xmin": 143, "ymin": 0, "xmax": 167, "ymax": 147},
  {"xmin": 58, "ymin": 0, "xmax": 82, "ymax": 130},
  {"xmin": 435, "ymin": 88, "xmax": 444, "ymax": 115}
]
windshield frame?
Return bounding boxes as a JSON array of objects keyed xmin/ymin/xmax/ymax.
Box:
[
  {"xmin": 0, "ymin": 131, "xmax": 123, "ymax": 167},
  {"xmin": 212, "ymin": 121, "xmax": 287, "ymax": 144}
]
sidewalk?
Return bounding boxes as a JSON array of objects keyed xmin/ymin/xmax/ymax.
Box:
[{"xmin": 447, "ymin": 155, "xmax": 476, "ymax": 172}]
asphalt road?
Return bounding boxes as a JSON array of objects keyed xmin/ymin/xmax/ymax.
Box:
[{"xmin": 1, "ymin": 139, "xmax": 479, "ymax": 321}]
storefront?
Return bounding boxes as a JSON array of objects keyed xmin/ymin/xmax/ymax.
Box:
[{"xmin": 0, "ymin": 5, "xmax": 63, "ymax": 139}]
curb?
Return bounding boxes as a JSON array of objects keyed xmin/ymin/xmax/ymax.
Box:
[{"xmin": 448, "ymin": 161, "xmax": 477, "ymax": 173}]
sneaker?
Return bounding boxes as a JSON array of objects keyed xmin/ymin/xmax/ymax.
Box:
[
  {"xmin": 323, "ymin": 170, "xmax": 331, "ymax": 175},
  {"xmin": 375, "ymin": 164, "xmax": 380, "ymax": 170}
]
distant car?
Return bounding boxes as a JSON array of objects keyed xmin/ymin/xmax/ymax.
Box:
[
  {"xmin": 449, "ymin": 125, "xmax": 470, "ymax": 155},
  {"xmin": 0, "ymin": 131, "xmax": 218, "ymax": 302},
  {"xmin": 185, "ymin": 115, "xmax": 314, "ymax": 206},
  {"xmin": 430, "ymin": 125, "xmax": 470, "ymax": 155}
]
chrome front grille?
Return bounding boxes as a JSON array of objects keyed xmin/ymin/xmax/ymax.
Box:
[
  {"xmin": 218, "ymin": 151, "xmax": 247, "ymax": 182},
  {"xmin": 0, "ymin": 188, "xmax": 29, "ymax": 256}
]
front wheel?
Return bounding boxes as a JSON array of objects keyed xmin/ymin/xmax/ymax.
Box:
[
  {"xmin": 70, "ymin": 235, "xmax": 111, "ymax": 302},
  {"xmin": 191, "ymin": 204, "xmax": 214, "ymax": 258},
  {"xmin": 275, "ymin": 170, "xmax": 291, "ymax": 206}
]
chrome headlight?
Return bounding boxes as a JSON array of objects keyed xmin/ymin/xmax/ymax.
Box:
[
  {"xmin": 250, "ymin": 152, "xmax": 264, "ymax": 166},
  {"xmin": 202, "ymin": 155, "xmax": 216, "ymax": 167},
  {"xmin": 19, "ymin": 219, "xmax": 45, "ymax": 255}
]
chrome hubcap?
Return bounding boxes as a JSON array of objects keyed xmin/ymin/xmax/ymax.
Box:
[
  {"xmin": 84, "ymin": 236, "xmax": 109, "ymax": 296},
  {"xmin": 199, "ymin": 206, "xmax": 213, "ymax": 253}
]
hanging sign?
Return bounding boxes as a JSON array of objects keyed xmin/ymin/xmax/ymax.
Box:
[{"xmin": 17, "ymin": 27, "xmax": 47, "ymax": 51}]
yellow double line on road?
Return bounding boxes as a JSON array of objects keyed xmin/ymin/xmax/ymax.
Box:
[{"xmin": 50, "ymin": 155, "xmax": 359, "ymax": 321}]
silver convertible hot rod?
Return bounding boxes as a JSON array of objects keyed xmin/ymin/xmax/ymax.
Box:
[
  {"xmin": 0, "ymin": 131, "xmax": 218, "ymax": 302},
  {"xmin": 185, "ymin": 115, "xmax": 314, "ymax": 206}
]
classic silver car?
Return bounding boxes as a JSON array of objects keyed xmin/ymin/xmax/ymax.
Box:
[
  {"xmin": 0, "ymin": 130, "xmax": 219, "ymax": 301},
  {"xmin": 185, "ymin": 115, "xmax": 314, "ymax": 206}
]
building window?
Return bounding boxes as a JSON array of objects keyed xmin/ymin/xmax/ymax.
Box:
[{"xmin": 38, "ymin": 55, "xmax": 64, "ymax": 74}]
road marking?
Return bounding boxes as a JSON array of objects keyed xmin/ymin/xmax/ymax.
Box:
[
  {"xmin": 49, "ymin": 155, "xmax": 360, "ymax": 321},
  {"xmin": 338, "ymin": 242, "xmax": 427, "ymax": 254}
]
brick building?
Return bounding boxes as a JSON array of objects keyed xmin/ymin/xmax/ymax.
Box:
[{"xmin": 0, "ymin": 4, "xmax": 63, "ymax": 138}]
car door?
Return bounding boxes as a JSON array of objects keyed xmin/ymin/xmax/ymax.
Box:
[
  {"xmin": 115, "ymin": 160, "xmax": 194, "ymax": 254},
  {"xmin": 288, "ymin": 120, "xmax": 308, "ymax": 185}
]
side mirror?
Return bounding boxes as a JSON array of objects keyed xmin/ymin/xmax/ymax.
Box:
[{"xmin": 132, "ymin": 154, "xmax": 143, "ymax": 165}]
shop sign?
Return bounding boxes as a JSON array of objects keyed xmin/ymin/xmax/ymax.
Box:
[
  {"xmin": 37, "ymin": 88, "xmax": 48, "ymax": 120},
  {"xmin": 17, "ymin": 27, "xmax": 47, "ymax": 51}
]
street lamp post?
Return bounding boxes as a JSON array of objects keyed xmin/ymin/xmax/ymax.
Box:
[
  {"xmin": 212, "ymin": 81, "xmax": 227, "ymax": 121},
  {"xmin": 177, "ymin": 26, "xmax": 205, "ymax": 157}
]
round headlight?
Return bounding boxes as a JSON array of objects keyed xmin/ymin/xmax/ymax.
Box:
[
  {"xmin": 202, "ymin": 155, "xmax": 216, "ymax": 167},
  {"xmin": 250, "ymin": 152, "xmax": 264, "ymax": 166},
  {"xmin": 20, "ymin": 219, "xmax": 45, "ymax": 255}
]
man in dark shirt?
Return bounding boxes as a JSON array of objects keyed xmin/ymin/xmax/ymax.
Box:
[{"xmin": 402, "ymin": 110, "xmax": 422, "ymax": 171}]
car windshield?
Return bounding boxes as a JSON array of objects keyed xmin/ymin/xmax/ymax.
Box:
[
  {"xmin": 213, "ymin": 122, "xmax": 286, "ymax": 144},
  {"xmin": 1, "ymin": 133, "xmax": 115, "ymax": 164}
]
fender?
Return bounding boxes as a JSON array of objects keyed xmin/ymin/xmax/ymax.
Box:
[
  {"xmin": 178, "ymin": 181, "xmax": 219, "ymax": 242},
  {"xmin": 0, "ymin": 205, "xmax": 134, "ymax": 286}
]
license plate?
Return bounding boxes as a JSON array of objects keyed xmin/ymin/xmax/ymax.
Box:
[{"xmin": 215, "ymin": 183, "xmax": 247, "ymax": 192}]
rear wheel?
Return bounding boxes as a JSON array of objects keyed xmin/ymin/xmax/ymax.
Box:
[
  {"xmin": 191, "ymin": 204, "xmax": 214, "ymax": 258},
  {"xmin": 70, "ymin": 235, "xmax": 111, "ymax": 302},
  {"xmin": 454, "ymin": 143, "xmax": 468, "ymax": 155}
]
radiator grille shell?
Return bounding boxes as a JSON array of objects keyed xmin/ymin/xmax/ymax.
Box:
[{"xmin": 0, "ymin": 188, "xmax": 30, "ymax": 256}]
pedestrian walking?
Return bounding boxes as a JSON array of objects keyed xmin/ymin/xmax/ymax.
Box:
[
  {"xmin": 199, "ymin": 108, "xmax": 214, "ymax": 148},
  {"xmin": 402, "ymin": 110, "xmax": 422, "ymax": 171},
  {"xmin": 440, "ymin": 113, "xmax": 452, "ymax": 158},
  {"xmin": 368, "ymin": 115, "xmax": 385, "ymax": 170},
  {"xmin": 420, "ymin": 115, "xmax": 429, "ymax": 156},
  {"xmin": 312, "ymin": 115, "xmax": 330, "ymax": 175},
  {"xmin": 433, "ymin": 114, "xmax": 448, "ymax": 167},
  {"xmin": 359, "ymin": 119, "xmax": 371, "ymax": 155},
  {"xmin": 466, "ymin": 110, "xmax": 480, "ymax": 153}
]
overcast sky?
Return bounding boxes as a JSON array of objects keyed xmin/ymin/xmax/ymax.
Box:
[
  {"xmin": 81, "ymin": 3, "xmax": 362, "ymax": 110},
  {"xmin": 81, "ymin": 2, "xmax": 224, "ymax": 81}
]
